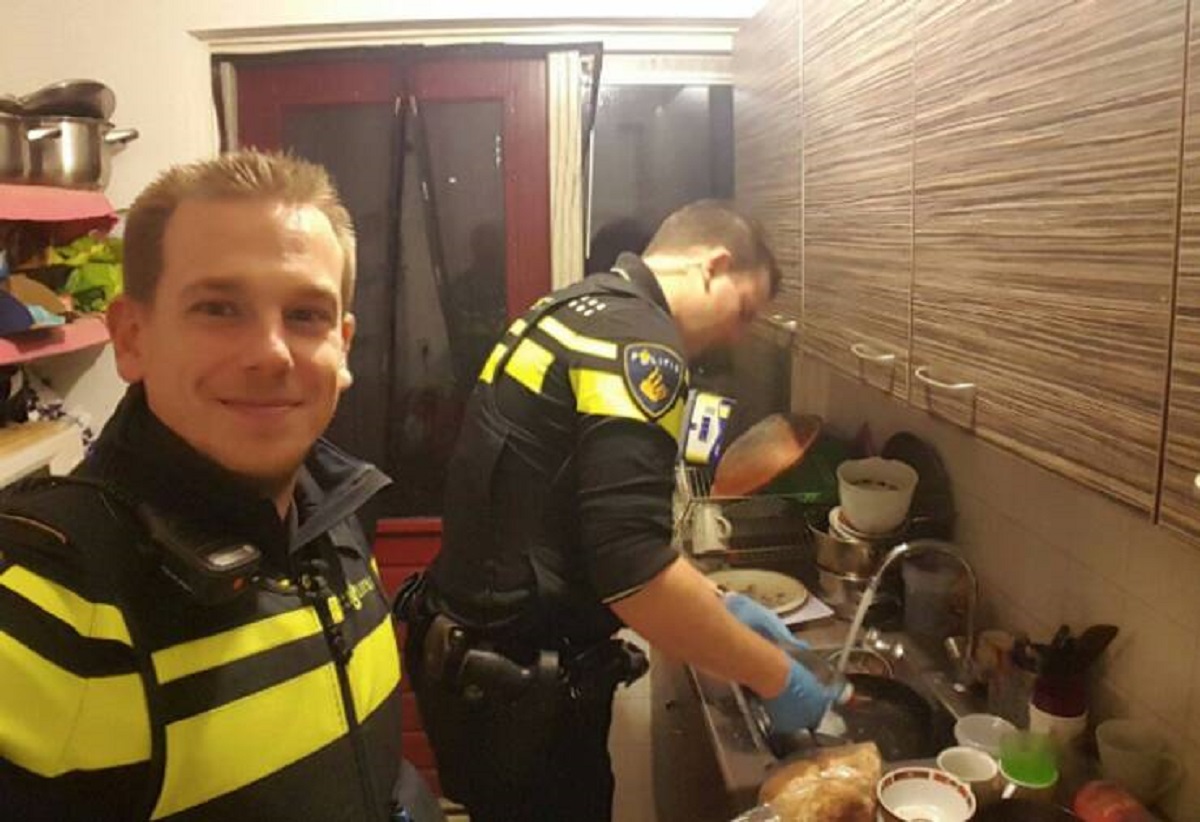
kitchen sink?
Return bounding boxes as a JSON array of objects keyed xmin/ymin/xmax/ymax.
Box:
[{"xmin": 731, "ymin": 630, "xmax": 976, "ymax": 766}]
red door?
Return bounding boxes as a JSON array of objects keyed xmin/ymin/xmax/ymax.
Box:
[
  {"xmin": 235, "ymin": 53, "xmax": 550, "ymax": 521},
  {"xmin": 235, "ymin": 52, "xmax": 553, "ymax": 796}
]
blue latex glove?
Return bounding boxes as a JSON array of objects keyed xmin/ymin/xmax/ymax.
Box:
[
  {"xmin": 724, "ymin": 592, "xmax": 810, "ymax": 652},
  {"xmin": 761, "ymin": 658, "xmax": 842, "ymax": 734}
]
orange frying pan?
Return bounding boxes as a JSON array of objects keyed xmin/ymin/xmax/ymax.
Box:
[{"xmin": 711, "ymin": 413, "xmax": 822, "ymax": 497}]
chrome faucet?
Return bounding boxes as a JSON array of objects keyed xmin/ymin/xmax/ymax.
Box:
[{"xmin": 856, "ymin": 539, "xmax": 979, "ymax": 691}]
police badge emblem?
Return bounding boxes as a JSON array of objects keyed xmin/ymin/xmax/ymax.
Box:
[{"xmin": 623, "ymin": 343, "xmax": 685, "ymax": 419}]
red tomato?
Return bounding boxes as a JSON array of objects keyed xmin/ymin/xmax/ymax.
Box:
[{"xmin": 1073, "ymin": 781, "xmax": 1154, "ymax": 822}]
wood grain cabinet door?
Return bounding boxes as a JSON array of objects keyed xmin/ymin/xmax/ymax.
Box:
[
  {"xmin": 734, "ymin": 0, "xmax": 803, "ymax": 326},
  {"xmin": 1161, "ymin": 4, "xmax": 1200, "ymax": 538},
  {"xmin": 802, "ymin": 0, "xmax": 915, "ymax": 397},
  {"xmin": 911, "ymin": 0, "xmax": 1186, "ymax": 512}
]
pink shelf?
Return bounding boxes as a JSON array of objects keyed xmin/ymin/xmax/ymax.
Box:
[
  {"xmin": 0, "ymin": 184, "xmax": 118, "ymax": 244},
  {"xmin": 0, "ymin": 184, "xmax": 117, "ymax": 223},
  {"xmin": 0, "ymin": 316, "xmax": 110, "ymax": 366}
]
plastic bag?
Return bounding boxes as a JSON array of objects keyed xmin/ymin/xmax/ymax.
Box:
[{"xmin": 731, "ymin": 742, "xmax": 882, "ymax": 822}]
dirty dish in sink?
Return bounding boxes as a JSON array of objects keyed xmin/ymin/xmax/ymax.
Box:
[
  {"xmin": 825, "ymin": 647, "xmax": 894, "ymax": 678},
  {"xmin": 752, "ymin": 674, "xmax": 940, "ymax": 763},
  {"xmin": 877, "ymin": 766, "xmax": 976, "ymax": 822},
  {"xmin": 707, "ymin": 568, "xmax": 808, "ymax": 615}
]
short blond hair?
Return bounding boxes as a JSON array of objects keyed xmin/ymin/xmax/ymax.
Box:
[{"xmin": 123, "ymin": 150, "xmax": 357, "ymax": 305}]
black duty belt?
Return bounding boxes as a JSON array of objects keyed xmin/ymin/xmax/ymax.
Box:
[{"xmin": 394, "ymin": 572, "xmax": 648, "ymax": 704}]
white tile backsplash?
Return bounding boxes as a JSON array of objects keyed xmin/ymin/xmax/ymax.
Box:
[
  {"xmin": 1120, "ymin": 600, "xmax": 1196, "ymax": 729},
  {"xmin": 1061, "ymin": 558, "xmax": 1129, "ymax": 643},
  {"xmin": 1125, "ymin": 527, "xmax": 1200, "ymax": 630},
  {"xmin": 793, "ymin": 356, "xmax": 1200, "ymax": 821}
]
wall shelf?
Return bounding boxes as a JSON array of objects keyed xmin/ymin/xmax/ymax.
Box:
[
  {"xmin": 0, "ymin": 419, "xmax": 83, "ymax": 486},
  {"xmin": 0, "ymin": 316, "xmax": 110, "ymax": 367},
  {"xmin": 0, "ymin": 184, "xmax": 117, "ymax": 224}
]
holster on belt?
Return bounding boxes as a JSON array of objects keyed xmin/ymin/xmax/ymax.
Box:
[
  {"xmin": 423, "ymin": 612, "xmax": 562, "ymax": 706},
  {"xmin": 564, "ymin": 639, "xmax": 649, "ymax": 701},
  {"xmin": 392, "ymin": 572, "xmax": 429, "ymax": 626}
]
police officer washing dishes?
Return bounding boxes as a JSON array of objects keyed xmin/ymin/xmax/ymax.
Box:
[
  {"xmin": 398, "ymin": 200, "xmax": 842, "ymax": 821},
  {"xmin": 0, "ymin": 151, "xmax": 440, "ymax": 822}
]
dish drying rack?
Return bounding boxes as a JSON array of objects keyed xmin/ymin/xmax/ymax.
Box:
[
  {"xmin": 673, "ymin": 464, "xmax": 738, "ymax": 545},
  {"xmin": 672, "ymin": 464, "xmax": 810, "ymax": 566}
]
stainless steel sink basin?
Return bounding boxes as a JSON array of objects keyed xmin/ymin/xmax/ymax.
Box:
[{"xmin": 732, "ymin": 631, "xmax": 969, "ymax": 765}]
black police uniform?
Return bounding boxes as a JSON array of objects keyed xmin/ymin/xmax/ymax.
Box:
[
  {"xmin": 403, "ymin": 253, "xmax": 688, "ymax": 821},
  {"xmin": 0, "ymin": 385, "xmax": 440, "ymax": 822}
]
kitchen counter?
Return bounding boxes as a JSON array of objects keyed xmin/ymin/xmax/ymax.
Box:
[
  {"xmin": 684, "ymin": 616, "xmax": 853, "ymax": 813},
  {"xmin": 657, "ymin": 614, "xmax": 981, "ymax": 818}
]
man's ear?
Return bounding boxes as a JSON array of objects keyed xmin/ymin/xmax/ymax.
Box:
[
  {"xmin": 700, "ymin": 247, "xmax": 733, "ymax": 292},
  {"xmin": 106, "ymin": 295, "xmax": 147, "ymax": 384},
  {"xmin": 337, "ymin": 312, "xmax": 357, "ymax": 391}
]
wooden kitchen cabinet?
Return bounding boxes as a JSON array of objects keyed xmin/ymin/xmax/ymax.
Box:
[
  {"xmin": 732, "ymin": 0, "xmax": 1200, "ymax": 528},
  {"xmin": 1160, "ymin": 3, "xmax": 1200, "ymax": 539},
  {"xmin": 910, "ymin": 0, "xmax": 1186, "ymax": 512},
  {"xmin": 801, "ymin": 0, "xmax": 915, "ymax": 397},
  {"xmin": 733, "ymin": 0, "xmax": 803, "ymax": 324}
]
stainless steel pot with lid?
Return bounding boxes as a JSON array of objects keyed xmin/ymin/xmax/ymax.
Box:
[
  {"xmin": 25, "ymin": 115, "xmax": 138, "ymax": 190},
  {"xmin": 0, "ymin": 113, "xmax": 60, "ymax": 184}
]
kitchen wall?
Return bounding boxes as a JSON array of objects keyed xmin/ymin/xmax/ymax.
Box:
[
  {"xmin": 3, "ymin": 0, "xmax": 760, "ymax": 209},
  {"xmin": 795, "ymin": 354, "xmax": 1200, "ymax": 821}
]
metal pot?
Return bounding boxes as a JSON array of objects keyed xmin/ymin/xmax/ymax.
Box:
[
  {"xmin": 808, "ymin": 509, "xmax": 895, "ymax": 577},
  {"xmin": 817, "ymin": 567, "xmax": 874, "ymax": 619},
  {"xmin": 0, "ymin": 113, "xmax": 60, "ymax": 183},
  {"xmin": 25, "ymin": 115, "xmax": 138, "ymax": 190}
]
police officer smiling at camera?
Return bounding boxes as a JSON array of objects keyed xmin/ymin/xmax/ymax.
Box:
[
  {"xmin": 0, "ymin": 152, "xmax": 440, "ymax": 822},
  {"xmin": 397, "ymin": 200, "xmax": 842, "ymax": 822}
]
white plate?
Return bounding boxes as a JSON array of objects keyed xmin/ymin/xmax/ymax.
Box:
[
  {"xmin": 707, "ymin": 568, "xmax": 809, "ymax": 615},
  {"xmin": 830, "ymin": 505, "xmax": 906, "ymax": 541}
]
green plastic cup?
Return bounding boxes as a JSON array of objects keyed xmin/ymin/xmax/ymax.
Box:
[{"xmin": 999, "ymin": 731, "xmax": 1058, "ymax": 789}]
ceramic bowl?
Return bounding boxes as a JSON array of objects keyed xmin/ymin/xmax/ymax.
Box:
[
  {"xmin": 836, "ymin": 457, "xmax": 918, "ymax": 535},
  {"xmin": 955, "ymin": 713, "xmax": 1017, "ymax": 758},
  {"xmin": 877, "ymin": 766, "xmax": 976, "ymax": 822}
]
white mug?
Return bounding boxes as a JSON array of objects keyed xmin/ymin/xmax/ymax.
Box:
[
  {"xmin": 1097, "ymin": 719, "xmax": 1184, "ymax": 804},
  {"xmin": 690, "ymin": 502, "xmax": 732, "ymax": 554},
  {"xmin": 937, "ymin": 746, "xmax": 1002, "ymax": 806}
]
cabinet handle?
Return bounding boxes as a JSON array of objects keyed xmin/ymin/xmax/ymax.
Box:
[
  {"xmin": 914, "ymin": 365, "xmax": 976, "ymax": 392},
  {"xmin": 850, "ymin": 342, "xmax": 896, "ymax": 364},
  {"xmin": 767, "ymin": 314, "xmax": 798, "ymax": 332}
]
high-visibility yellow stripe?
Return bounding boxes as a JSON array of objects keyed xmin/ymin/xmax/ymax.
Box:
[
  {"xmin": 537, "ymin": 316, "xmax": 619, "ymax": 360},
  {"xmin": 658, "ymin": 395, "xmax": 686, "ymax": 443},
  {"xmin": 348, "ymin": 617, "xmax": 401, "ymax": 722},
  {"xmin": 152, "ymin": 605, "xmax": 324, "ymax": 684},
  {"xmin": 480, "ymin": 319, "xmax": 527, "ymax": 384},
  {"xmin": 0, "ymin": 633, "xmax": 149, "ymax": 776},
  {"xmin": 570, "ymin": 368, "xmax": 686, "ymax": 440},
  {"xmin": 571, "ymin": 368, "xmax": 644, "ymax": 420},
  {"xmin": 479, "ymin": 343, "xmax": 508, "ymax": 384},
  {"xmin": 0, "ymin": 565, "xmax": 131, "ymax": 646},
  {"xmin": 152, "ymin": 663, "xmax": 347, "ymax": 819},
  {"xmin": 504, "ymin": 338, "xmax": 556, "ymax": 394}
]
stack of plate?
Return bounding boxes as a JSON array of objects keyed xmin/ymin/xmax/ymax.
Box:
[{"xmin": 828, "ymin": 505, "xmax": 907, "ymax": 543}]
